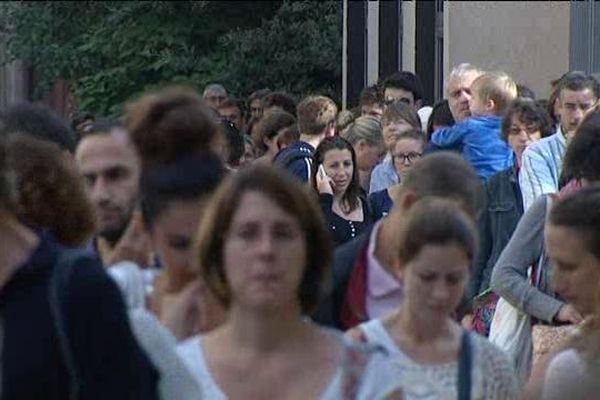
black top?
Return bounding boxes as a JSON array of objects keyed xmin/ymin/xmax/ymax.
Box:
[
  {"xmin": 319, "ymin": 193, "xmax": 374, "ymax": 247},
  {"xmin": 0, "ymin": 232, "xmax": 159, "ymax": 400},
  {"xmin": 368, "ymin": 189, "xmax": 394, "ymax": 220}
]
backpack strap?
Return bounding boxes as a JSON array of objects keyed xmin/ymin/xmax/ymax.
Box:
[
  {"xmin": 457, "ymin": 330, "xmax": 472, "ymax": 400},
  {"xmin": 49, "ymin": 250, "xmax": 84, "ymax": 400}
]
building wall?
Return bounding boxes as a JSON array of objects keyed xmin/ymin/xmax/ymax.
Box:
[
  {"xmin": 444, "ymin": 1, "xmax": 570, "ymax": 99},
  {"xmin": 401, "ymin": 1, "xmax": 416, "ymax": 73}
]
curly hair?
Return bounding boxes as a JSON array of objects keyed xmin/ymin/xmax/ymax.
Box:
[
  {"xmin": 124, "ymin": 86, "xmax": 221, "ymax": 169},
  {"xmin": 7, "ymin": 135, "xmax": 96, "ymax": 246}
]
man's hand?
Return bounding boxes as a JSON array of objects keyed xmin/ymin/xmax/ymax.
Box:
[{"xmin": 106, "ymin": 211, "xmax": 153, "ymax": 267}]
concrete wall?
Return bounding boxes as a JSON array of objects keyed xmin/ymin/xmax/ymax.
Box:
[
  {"xmin": 401, "ymin": 1, "xmax": 416, "ymax": 73},
  {"xmin": 444, "ymin": 1, "xmax": 570, "ymax": 99}
]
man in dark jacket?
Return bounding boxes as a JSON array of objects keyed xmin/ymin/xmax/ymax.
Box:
[
  {"xmin": 273, "ymin": 95, "xmax": 337, "ymax": 182},
  {"xmin": 313, "ymin": 152, "xmax": 483, "ymax": 330}
]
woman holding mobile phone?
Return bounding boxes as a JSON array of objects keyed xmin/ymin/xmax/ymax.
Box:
[{"xmin": 312, "ymin": 136, "xmax": 374, "ymax": 247}]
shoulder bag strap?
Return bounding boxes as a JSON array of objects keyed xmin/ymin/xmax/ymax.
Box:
[
  {"xmin": 49, "ymin": 250, "xmax": 83, "ymax": 400},
  {"xmin": 457, "ymin": 330, "xmax": 472, "ymax": 400}
]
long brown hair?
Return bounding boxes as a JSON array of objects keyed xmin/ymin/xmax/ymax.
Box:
[{"xmin": 311, "ymin": 136, "xmax": 362, "ymax": 214}]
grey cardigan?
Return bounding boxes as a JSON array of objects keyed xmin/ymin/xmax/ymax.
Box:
[{"xmin": 490, "ymin": 195, "xmax": 564, "ymax": 323}]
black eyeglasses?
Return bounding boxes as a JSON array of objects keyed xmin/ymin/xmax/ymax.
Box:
[{"xmin": 393, "ymin": 152, "xmax": 422, "ymax": 164}]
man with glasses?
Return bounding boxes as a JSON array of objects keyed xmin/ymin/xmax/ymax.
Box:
[
  {"xmin": 520, "ymin": 72, "xmax": 600, "ymax": 209},
  {"xmin": 380, "ymin": 71, "xmax": 424, "ymax": 112}
]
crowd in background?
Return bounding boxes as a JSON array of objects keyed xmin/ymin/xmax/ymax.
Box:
[{"xmin": 0, "ymin": 62, "xmax": 599, "ymax": 399}]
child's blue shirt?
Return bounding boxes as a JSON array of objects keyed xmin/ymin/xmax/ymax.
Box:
[{"xmin": 429, "ymin": 115, "xmax": 514, "ymax": 180}]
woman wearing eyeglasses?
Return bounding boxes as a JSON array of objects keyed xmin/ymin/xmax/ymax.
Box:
[{"xmin": 368, "ymin": 130, "xmax": 426, "ymax": 220}]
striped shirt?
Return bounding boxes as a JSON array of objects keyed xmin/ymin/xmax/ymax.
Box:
[{"xmin": 519, "ymin": 126, "xmax": 567, "ymax": 210}]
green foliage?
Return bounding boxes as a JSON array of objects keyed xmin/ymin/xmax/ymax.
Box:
[{"xmin": 1, "ymin": 1, "xmax": 341, "ymax": 116}]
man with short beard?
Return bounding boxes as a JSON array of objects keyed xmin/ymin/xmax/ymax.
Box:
[{"xmin": 75, "ymin": 121, "xmax": 151, "ymax": 266}]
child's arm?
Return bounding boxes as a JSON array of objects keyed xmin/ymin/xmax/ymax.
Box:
[{"xmin": 430, "ymin": 122, "xmax": 467, "ymax": 149}]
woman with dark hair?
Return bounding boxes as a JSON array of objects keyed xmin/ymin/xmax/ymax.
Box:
[
  {"xmin": 491, "ymin": 107, "xmax": 600, "ymax": 384},
  {"xmin": 177, "ymin": 165, "xmax": 402, "ymax": 399},
  {"xmin": 426, "ymin": 100, "xmax": 455, "ymax": 141},
  {"xmin": 349, "ymin": 198, "xmax": 518, "ymax": 399},
  {"xmin": 538, "ymin": 185, "xmax": 600, "ymax": 399},
  {"xmin": 253, "ymin": 109, "xmax": 296, "ymax": 165},
  {"xmin": 312, "ymin": 136, "xmax": 375, "ymax": 246},
  {"xmin": 121, "ymin": 85, "xmax": 228, "ymax": 336},
  {"xmin": 467, "ymin": 99, "xmax": 554, "ymax": 336}
]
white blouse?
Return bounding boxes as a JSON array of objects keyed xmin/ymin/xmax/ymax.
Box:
[
  {"xmin": 177, "ymin": 328, "xmax": 402, "ymax": 399},
  {"xmin": 358, "ymin": 318, "xmax": 519, "ymax": 400}
]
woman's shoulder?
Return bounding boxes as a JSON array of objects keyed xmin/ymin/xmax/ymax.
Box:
[{"xmin": 323, "ymin": 326, "xmax": 404, "ymax": 399}]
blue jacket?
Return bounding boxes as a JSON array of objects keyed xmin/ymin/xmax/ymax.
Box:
[
  {"xmin": 429, "ymin": 115, "xmax": 514, "ymax": 180},
  {"xmin": 273, "ymin": 141, "xmax": 315, "ymax": 183}
]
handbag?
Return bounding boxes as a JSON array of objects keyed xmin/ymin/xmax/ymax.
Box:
[
  {"xmin": 489, "ymin": 195, "xmax": 554, "ymax": 382},
  {"xmin": 531, "ymin": 324, "xmax": 575, "ymax": 366}
]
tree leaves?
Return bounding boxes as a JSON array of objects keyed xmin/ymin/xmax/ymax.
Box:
[{"xmin": 2, "ymin": 1, "xmax": 340, "ymax": 116}]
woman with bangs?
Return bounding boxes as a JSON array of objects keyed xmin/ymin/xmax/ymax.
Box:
[{"xmin": 177, "ymin": 165, "xmax": 402, "ymax": 399}]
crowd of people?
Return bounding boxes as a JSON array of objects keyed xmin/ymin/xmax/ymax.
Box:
[{"xmin": 0, "ymin": 62, "xmax": 599, "ymax": 399}]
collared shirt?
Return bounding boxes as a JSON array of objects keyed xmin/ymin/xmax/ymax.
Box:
[
  {"xmin": 368, "ymin": 154, "xmax": 399, "ymax": 194},
  {"xmin": 519, "ymin": 126, "xmax": 567, "ymax": 210},
  {"xmin": 365, "ymin": 222, "xmax": 403, "ymax": 318}
]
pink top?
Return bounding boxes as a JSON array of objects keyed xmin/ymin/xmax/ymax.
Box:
[{"xmin": 365, "ymin": 222, "xmax": 404, "ymax": 319}]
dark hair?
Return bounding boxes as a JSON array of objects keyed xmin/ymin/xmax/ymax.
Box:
[
  {"xmin": 248, "ymin": 88, "xmax": 271, "ymax": 104},
  {"xmin": 549, "ymin": 185, "xmax": 600, "ymax": 260},
  {"xmin": 217, "ymin": 98, "xmax": 241, "ymax": 112},
  {"xmin": 263, "ymin": 92, "xmax": 297, "ymax": 116},
  {"xmin": 501, "ymin": 99, "xmax": 555, "ymax": 141},
  {"xmin": 397, "ymin": 197, "xmax": 478, "ymax": 265},
  {"xmin": 7, "ymin": 135, "xmax": 96, "ymax": 246},
  {"xmin": 312, "ymin": 136, "xmax": 362, "ymax": 214},
  {"xmin": 400, "ymin": 152, "xmax": 483, "ymax": 219},
  {"xmin": 426, "ymin": 100, "xmax": 455, "ymax": 139},
  {"xmin": 79, "ymin": 119, "xmax": 124, "ymax": 139},
  {"xmin": 220, "ymin": 119, "xmax": 245, "ymax": 166},
  {"xmin": 197, "ymin": 165, "xmax": 332, "ymax": 314},
  {"xmin": 359, "ymin": 85, "xmax": 384, "ymax": 108},
  {"xmin": 517, "ymin": 83, "xmax": 536, "ymax": 100},
  {"xmin": 562, "ymin": 107, "xmax": 600, "ymax": 184},
  {"xmin": 140, "ymin": 153, "xmax": 225, "ymax": 229},
  {"xmin": 0, "ymin": 137, "xmax": 15, "ymax": 211},
  {"xmin": 381, "ymin": 71, "xmax": 424, "ymax": 102},
  {"xmin": 557, "ymin": 72, "xmax": 600, "ymax": 100},
  {"xmin": 125, "ymin": 86, "xmax": 220, "ymax": 169},
  {"xmin": 255, "ymin": 110, "xmax": 296, "ymax": 153},
  {"xmin": 0, "ymin": 102, "xmax": 77, "ymax": 152},
  {"xmin": 276, "ymin": 124, "xmax": 299, "ymax": 149}
]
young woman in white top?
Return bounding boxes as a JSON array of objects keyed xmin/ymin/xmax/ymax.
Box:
[
  {"xmin": 177, "ymin": 165, "xmax": 402, "ymax": 399},
  {"xmin": 349, "ymin": 198, "xmax": 519, "ymax": 400},
  {"xmin": 538, "ymin": 186, "xmax": 600, "ymax": 399}
]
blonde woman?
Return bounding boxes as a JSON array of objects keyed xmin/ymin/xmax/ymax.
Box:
[{"xmin": 343, "ymin": 115, "xmax": 385, "ymax": 192}]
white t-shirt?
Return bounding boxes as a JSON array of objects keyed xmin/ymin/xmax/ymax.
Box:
[
  {"xmin": 177, "ymin": 328, "xmax": 402, "ymax": 399},
  {"xmin": 358, "ymin": 318, "xmax": 519, "ymax": 400}
]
